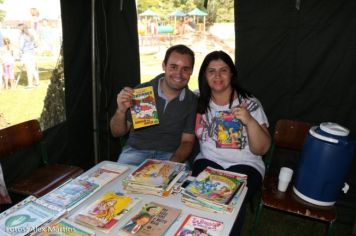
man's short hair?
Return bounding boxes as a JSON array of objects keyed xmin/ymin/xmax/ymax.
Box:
[{"xmin": 163, "ymin": 44, "xmax": 195, "ymax": 68}]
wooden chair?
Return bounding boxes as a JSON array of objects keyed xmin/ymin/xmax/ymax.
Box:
[
  {"xmin": 0, "ymin": 119, "xmax": 83, "ymax": 198},
  {"xmin": 252, "ymin": 119, "xmax": 336, "ymax": 236}
]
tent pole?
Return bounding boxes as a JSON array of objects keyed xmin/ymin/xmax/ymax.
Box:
[{"xmin": 92, "ymin": 0, "xmax": 99, "ymax": 164}]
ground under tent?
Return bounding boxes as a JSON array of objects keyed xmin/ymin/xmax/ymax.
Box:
[{"xmin": 1, "ymin": 0, "xmax": 356, "ymax": 234}]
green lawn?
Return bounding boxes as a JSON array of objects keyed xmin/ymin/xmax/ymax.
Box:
[{"xmin": 0, "ymin": 61, "xmax": 55, "ymax": 126}]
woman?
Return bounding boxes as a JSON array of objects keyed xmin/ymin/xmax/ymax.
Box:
[
  {"xmin": 193, "ymin": 51, "xmax": 271, "ymax": 235},
  {"xmin": 19, "ymin": 24, "xmax": 40, "ymax": 89}
]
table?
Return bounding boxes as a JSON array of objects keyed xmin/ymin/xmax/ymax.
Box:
[{"xmin": 67, "ymin": 161, "xmax": 247, "ymax": 235}]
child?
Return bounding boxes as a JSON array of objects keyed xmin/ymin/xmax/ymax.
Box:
[{"xmin": 2, "ymin": 38, "xmax": 15, "ymax": 89}]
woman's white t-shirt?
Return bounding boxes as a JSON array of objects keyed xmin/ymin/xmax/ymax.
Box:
[{"xmin": 195, "ymin": 96, "xmax": 269, "ymax": 177}]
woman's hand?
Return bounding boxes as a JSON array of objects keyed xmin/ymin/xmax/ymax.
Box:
[{"xmin": 232, "ymin": 106, "xmax": 253, "ymax": 126}]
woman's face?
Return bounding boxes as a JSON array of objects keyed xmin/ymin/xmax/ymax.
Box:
[{"xmin": 205, "ymin": 59, "xmax": 232, "ymax": 93}]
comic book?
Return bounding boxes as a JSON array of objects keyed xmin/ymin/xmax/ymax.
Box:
[
  {"xmin": 78, "ymin": 163, "xmax": 129, "ymax": 187},
  {"xmin": 128, "ymin": 159, "xmax": 186, "ymax": 189},
  {"xmin": 215, "ymin": 111, "xmax": 244, "ymax": 149},
  {"xmin": 183, "ymin": 166, "xmax": 247, "ymax": 205},
  {"xmin": 34, "ymin": 219, "xmax": 95, "ymax": 236},
  {"xmin": 40, "ymin": 179, "xmax": 99, "ymax": 211},
  {"xmin": 130, "ymin": 86, "xmax": 159, "ymax": 129},
  {"xmin": 174, "ymin": 214, "xmax": 224, "ymax": 236},
  {"xmin": 73, "ymin": 192, "xmax": 140, "ymax": 233},
  {"xmin": 119, "ymin": 202, "xmax": 181, "ymax": 236},
  {"xmin": 0, "ymin": 196, "xmax": 65, "ymax": 236}
]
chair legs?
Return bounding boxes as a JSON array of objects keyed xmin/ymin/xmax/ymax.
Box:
[
  {"xmin": 251, "ymin": 200, "xmax": 264, "ymax": 236},
  {"xmin": 326, "ymin": 221, "xmax": 334, "ymax": 236},
  {"xmin": 250, "ymin": 202, "xmax": 334, "ymax": 236}
]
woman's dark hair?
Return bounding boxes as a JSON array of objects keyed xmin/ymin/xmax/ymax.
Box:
[
  {"xmin": 197, "ymin": 50, "xmax": 251, "ymax": 114},
  {"xmin": 163, "ymin": 44, "xmax": 195, "ymax": 68}
]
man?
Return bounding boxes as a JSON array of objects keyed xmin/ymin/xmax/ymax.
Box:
[{"xmin": 110, "ymin": 44, "xmax": 197, "ymax": 166}]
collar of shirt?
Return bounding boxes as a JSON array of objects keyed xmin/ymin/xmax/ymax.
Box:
[
  {"xmin": 157, "ymin": 76, "xmax": 186, "ymax": 112},
  {"xmin": 157, "ymin": 76, "xmax": 186, "ymax": 102}
]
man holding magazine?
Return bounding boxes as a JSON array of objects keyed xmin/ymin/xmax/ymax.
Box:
[{"xmin": 110, "ymin": 44, "xmax": 197, "ymax": 166}]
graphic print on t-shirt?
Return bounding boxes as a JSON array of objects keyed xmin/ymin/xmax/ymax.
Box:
[{"xmin": 195, "ymin": 97, "xmax": 260, "ymax": 150}]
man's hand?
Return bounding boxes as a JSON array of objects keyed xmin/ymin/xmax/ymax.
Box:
[{"xmin": 117, "ymin": 87, "xmax": 134, "ymax": 113}]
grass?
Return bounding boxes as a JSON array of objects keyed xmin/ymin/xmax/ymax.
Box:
[{"xmin": 0, "ymin": 61, "xmax": 54, "ymax": 126}]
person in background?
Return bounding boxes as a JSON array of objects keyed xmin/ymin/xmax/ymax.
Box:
[
  {"xmin": 193, "ymin": 50, "xmax": 271, "ymax": 235},
  {"xmin": 18, "ymin": 24, "xmax": 40, "ymax": 89},
  {"xmin": 2, "ymin": 38, "xmax": 16, "ymax": 89},
  {"xmin": 0, "ymin": 30, "xmax": 3, "ymax": 90},
  {"xmin": 110, "ymin": 44, "xmax": 197, "ymax": 166},
  {"xmin": 30, "ymin": 7, "xmax": 40, "ymax": 31}
]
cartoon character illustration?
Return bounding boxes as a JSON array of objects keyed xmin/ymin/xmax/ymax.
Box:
[
  {"xmin": 89, "ymin": 198, "xmax": 117, "ymax": 222},
  {"xmin": 122, "ymin": 212, "xmax": 152, "ymax": 234},
  {"xmin": 217, "ymin": 124, "xmax": 230, "ymax": 144}
]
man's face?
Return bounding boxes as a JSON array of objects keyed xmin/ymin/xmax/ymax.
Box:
[{"xmin": 162, "ymin": 51, "xmax": 193, "ymax": 91}]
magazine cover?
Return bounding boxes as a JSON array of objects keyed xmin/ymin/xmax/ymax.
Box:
[
  {"xmin": 0, "ymin": 199, "xmax": 65, "ymax": 236},
  {"xmin": 130, "ymin": 86, "xmax": 159, "ymax": 129},
  {"xmin": 40, "ymin": 179, "xmax": 99, "ymax": 210},
  {"xmin": 34, "ymin": 219, "xmax": 95, "ymax": 236},
  {"xmin": 74, "ymin": 192, "xmax": 140, "ymax": 233},
  {"xmin": 119, "ymin": 202, "xmax": 181, "ymax": 236},
  {"xmin": 130, "ymin": 159, "xmax": 186, "ymax": 188},
  {"xmin": 174, "ymin": 214, "xmax": 224, "ymax": 236},
  {"xmin": 215, "ymin": 111, "xmax": 244, "ymax": 149},
  {"xmin": 79, "ymin": 163, "xmax": 129, "ymax": 187},
  {"xmin": 184, "ymin": 167, "xmax": 246, "ymax": 205}
]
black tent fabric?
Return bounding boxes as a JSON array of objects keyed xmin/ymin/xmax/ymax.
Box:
[
  {"xmin": 95, "ymin": 0, "xmax": 140, "ymax": 163},
  {"xmin": 236, "ymin": 0, "xmax": 356, "ymax": 224},
  {"xmin": 236, "ymin": 0, "xmax": 356, "ymax": 133},
  {"xmin": 59, "ymin": 0, "xmax": 140, "ymax": 169}
]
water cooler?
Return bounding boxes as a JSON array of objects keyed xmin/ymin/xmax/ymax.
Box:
[{"xmin": 293, "ymin": 122, "xmax": 355, "ymax": 206}]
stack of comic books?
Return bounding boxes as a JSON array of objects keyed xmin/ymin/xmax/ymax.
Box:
[
  {"xmin": 0, "ymin": 196, "xmax": 66, "ymax": 236},
  {"xmin": 40, "ymin": 178, "xmax": 100, "ymax": 211},
  {"xmin": 123, "ymin": 159, "xmax": 188, "ymax": 197},
  {"xmin": 118, "ymin": 201, "xmax": 181, "ymax": 236},
  {"xmin": 181, "ymin": 167, "xmax": 247, "ymax": 213},
  {"xmin": 174, "ymin": 214, "xmax": 224, "ymax": 236},
  {"xmin": 72, "ymin": 191, "xmax": 141, "ymax": 233},
  {"xmin": 78, "ymin": 162, "xmax": 129, "ymax": 187}
]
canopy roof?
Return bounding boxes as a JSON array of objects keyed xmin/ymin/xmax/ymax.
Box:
[
  {"xmin": 169, "ymin": 9, "xmax": 187, "ymax": 17},
  {"xmin": 139, "ymin": 9, "xmax": 158, "ymax": 16},
  {"xmin": 187, "ymin": 8, "xmax": 208, "ymax": 16}
]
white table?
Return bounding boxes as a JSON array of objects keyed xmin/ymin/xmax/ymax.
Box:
[{"xmin": 67, "ymin": 161, "xmax": 247, "ymax": 235}]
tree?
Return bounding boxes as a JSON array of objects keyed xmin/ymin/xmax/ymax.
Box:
[
  {"xmin": 0, "ymin": 0, "xmax": 6, "ymax": 22},
  {"xmin": 136, "ymin": 0, "xmax": 234, "ymax": 24}
]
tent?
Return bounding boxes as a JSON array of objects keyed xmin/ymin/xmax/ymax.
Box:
[
  {"xmin": 187, "ymin": 8, "xmax": 208, "ymax": 31},
  {"xmin": 169, "ymin": 9, "xmax": 187, "ymax": 17},
  {"xmin": 2, "ymin": 0, "xmax": 356, "ymax": 225},
  {"xmin": 187, "ymin": 8, "xmax": 208, "ymax": 16},
  {"xmin": 139, "ymin": 9, "xmax": 159, "ymax": 17},
  {"xmin": 169, "ymin": 9, "xmax": 187, "ymax": 31}
]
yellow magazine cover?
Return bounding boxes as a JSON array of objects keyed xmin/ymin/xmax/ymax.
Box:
[
  {"xmin": 74, "ymin": 191, "xmax": 132, "ymax": 231},
  {"xmin": 130, "ymin": 86, "xmax": 159, "ymax": 129}
]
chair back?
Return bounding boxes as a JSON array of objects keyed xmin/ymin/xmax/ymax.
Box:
[
  {"xmin": 274, "ymin": 119, "xmax": 313, "ymax": 151},
  {"xmin": 0, "ymin": 120, "xmax": 43, "ymax": 158},
  {"xmin": 263, "ymin": 119, "xmax": 313, "ymax": 172}
]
